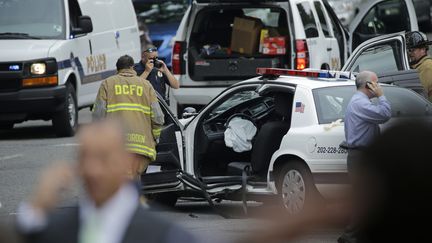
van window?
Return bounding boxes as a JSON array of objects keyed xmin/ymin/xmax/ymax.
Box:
[
  {"xmin": 68, "ymin": 0, "xmax": 83, "ymax": 29},
  {"xmin": 313, "ymin": 86, "xmax": 431, "ymax": 124},
  {"xmin": 243, "ymin": 8, "xmax": 281, "ymax": 27},
  {"xmin": 0, "ymin": 0, "xmax": 65, "ymax": 39},
  {"xmin": 324, "ymin": 3, "xmax": 345, "ymax": 64},
  {"xmin": 348, "ymin": 40, "xmax": 404, "ymax": 74},
  {"xmin": 297, "ymin": 2, "xmax": 319, "ymax": 38},
  {"xmin": 314, "ymin": 1, "xmax": 331, "ymax": 37}
]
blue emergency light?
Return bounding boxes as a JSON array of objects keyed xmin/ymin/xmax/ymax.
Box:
[{"xmin": 9, "ymin": 65, "xmax": 20, "ymax": 71}]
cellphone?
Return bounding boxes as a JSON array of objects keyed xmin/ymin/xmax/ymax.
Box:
[{"xmin": 366, "ymin": 81, "xmax": 373, "ymax": 90}]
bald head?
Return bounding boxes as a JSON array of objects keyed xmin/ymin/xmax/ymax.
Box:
[
  {"xmin": 77, "ymin": 120, "xmax": 132, "ymax": 207},
  {"xmin": 356, "ymin": 71, "xmax": 378, "ymax": 90}
]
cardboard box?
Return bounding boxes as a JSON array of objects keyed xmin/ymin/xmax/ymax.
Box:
[
  {"xmin": 262, "ymin": 36, "xmax": 286, "ymax": 55},
  {"xmin": 231, "ymin": 17, "xmax": 263, "ymax": 55}
]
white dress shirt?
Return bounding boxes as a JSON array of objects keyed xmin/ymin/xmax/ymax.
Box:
[{"xmin": 17, "ymin": 183, "xmax": 140, "ymax": 243}]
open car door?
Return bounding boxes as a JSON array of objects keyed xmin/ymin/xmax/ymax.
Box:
[
  {"xmin": 141, "ymin": 95, "xmax": 185, "ymax": 194},
  {"xmin": 341, "ymin": 32, "xmax": 427, "ymax": 98},
  {"xmin": 341, "ymin": 32, "xmax": 410, "ymax": 74},
  {"xmin": 348, "ymin": 0, "xmax": 418, "ymax": 53}
]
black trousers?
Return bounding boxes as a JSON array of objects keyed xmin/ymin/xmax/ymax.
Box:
[{"xmin": 339, "ymin": 149, "xmax": 365, "ymax": 243}]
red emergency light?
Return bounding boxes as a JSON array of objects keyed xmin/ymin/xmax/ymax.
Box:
[
  {"xmin": 256, "ymin": 68, "xmax": 356, "ymax": 80},
  {"xmin": 257, "ymin": 68, "xmax": 321, "ymax": 77}
]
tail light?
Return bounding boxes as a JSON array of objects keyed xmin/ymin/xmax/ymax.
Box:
[
  {"xmin": 295, "ymin": 39, "xmax": 309, "ymax": 70},
  {"xmin": 172, "ymin": 41, "xmax": 186, "ymax": 75}
]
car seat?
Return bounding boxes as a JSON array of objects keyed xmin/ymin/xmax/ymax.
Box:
[{"xmin": 227, "ymin": 92, "xmax": 292, "ymax": 178}]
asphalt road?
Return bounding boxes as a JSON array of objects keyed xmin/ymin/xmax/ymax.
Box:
[{"xmin": 0, "ymin": 108, "xmax": 340, "ymax": 242}]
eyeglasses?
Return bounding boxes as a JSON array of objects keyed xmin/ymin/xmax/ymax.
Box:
[{"xmin": 144, "ymin": 47, "xmax": 158, "ymax": 53}]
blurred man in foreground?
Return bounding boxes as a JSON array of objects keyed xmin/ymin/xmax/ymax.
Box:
[
  {"xmin": 16, "ymin": 120, "xmax": 197, "ymax": 243},
  {"xmin": 238, "ymin": 121, "xmax": 432, "ymax": 243}
]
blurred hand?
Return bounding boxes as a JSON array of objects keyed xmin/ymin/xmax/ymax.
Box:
[
  {"xmin": 367, "ymin": 82, "xmax": 383, "ymax": 97},
  {"xmin": 30, "ymin": 163, "xmax": 75, "ymax": 214},
  {"xmin": 145, "ymin": 60, "xmax": 154, "ymax": 73}
]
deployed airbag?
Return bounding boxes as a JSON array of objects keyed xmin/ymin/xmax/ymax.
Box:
[{"xmin": 224, "ymin": 117, "xmax": 257, "ymax": 152}]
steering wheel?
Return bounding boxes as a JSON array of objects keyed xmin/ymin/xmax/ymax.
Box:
[{"xmin": 225, "ymin": 113, "xmax": 257, "ymax": 128}]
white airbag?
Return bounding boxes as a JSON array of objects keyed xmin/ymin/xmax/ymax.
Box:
[{"xmin": 224, "ymin": 117, "xmax": 257, "ymax": 152}]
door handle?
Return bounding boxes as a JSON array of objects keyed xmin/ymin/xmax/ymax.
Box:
[{"xmin": 327, "ymin": 48, "xmax": 332, "ymax": 51}]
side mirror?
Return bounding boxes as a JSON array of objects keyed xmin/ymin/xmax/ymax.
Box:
[
  {"xmin": 71, "ymin": 16, "xmax": 93, "ymax": 36},
  {"xmin": 182, "ymin": 107, "xmax": 198, "ymax": 119}
]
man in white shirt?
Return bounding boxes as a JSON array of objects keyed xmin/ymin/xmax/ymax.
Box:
[{"xmin": 17, "ymin": 120, "xmax": 197, "ymax": 243}]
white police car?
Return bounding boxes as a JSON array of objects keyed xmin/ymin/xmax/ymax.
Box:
[{"xmin": 145, "ymin": 68, "xmax": 432, "ymax": 214}]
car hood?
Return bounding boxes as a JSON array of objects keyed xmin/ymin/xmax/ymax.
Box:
[{"xmin": 0, "ymin": 39, "xmax": 58, "ymax": 61}]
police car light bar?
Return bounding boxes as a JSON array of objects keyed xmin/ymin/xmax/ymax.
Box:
[{"xmin": 256, "ymin": 68, "xmax": 355, "ymax": 80}]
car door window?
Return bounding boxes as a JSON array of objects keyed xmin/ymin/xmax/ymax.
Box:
[
  {"xmin": 297, "ymin": 2, "xmax": 319, "ymax": 38},
  {"xmin": 314, "ymin": 1, "xmax": 331, "ymax": 38},
  {"xmin": 348, "ymin": 40, "xmax": 403, "ymax": 74},
  {"xmin": 313, "ymin": 86, "xmax": 431, "ymax": 124},
  {"xmin": 352, "ymin": 0, "xmax": 410, "ymax": 50}
]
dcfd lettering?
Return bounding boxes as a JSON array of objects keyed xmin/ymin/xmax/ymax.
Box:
[{"xmin": 114, "ymin": 84, "xmax": 143, "ymax": 96}]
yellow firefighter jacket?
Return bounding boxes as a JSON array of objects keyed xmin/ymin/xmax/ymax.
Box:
[
  {"xmin": 92, "ymin": 68, "xmax": 164, "ymax": 161},
  {"xmin": 412, "ymin": 55, "xmax": 432, "ymax": 102}
]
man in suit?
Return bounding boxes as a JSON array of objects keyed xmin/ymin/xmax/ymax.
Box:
[{"xmin": 16, "ymin": 120, "xmax": 197, "ymax": 243}]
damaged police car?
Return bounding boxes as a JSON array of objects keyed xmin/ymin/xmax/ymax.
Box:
[{"xmin": 143, "ymin": 68, "xmax": 432, "ymax": 214}]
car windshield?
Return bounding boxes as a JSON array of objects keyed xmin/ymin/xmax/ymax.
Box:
[
  {"xmin": 0, "ymin": 0, "xmax": 65, "ymax": 39},
  {"xmin": 210, "ymin": 90, "xmax": 260, "ymax": 117},
  {"xmin": 313, "ymin": 86, "xmax": 432, "ymax": 124},
  {"xmin": 134, "ymin": 0, "xmax": 188, "ymax": 25}
]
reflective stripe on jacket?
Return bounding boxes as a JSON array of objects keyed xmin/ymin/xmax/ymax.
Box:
[{"xmin": 93, "ymin": 69, "xmax": 164, "ymax": 161}]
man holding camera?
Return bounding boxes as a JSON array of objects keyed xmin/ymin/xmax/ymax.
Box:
[{"xmin": 134, "ymin": 46, "xmax": 180, "ymax": 103}]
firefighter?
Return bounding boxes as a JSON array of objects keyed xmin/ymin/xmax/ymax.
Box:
[
  {"xmin": 93, "ymin": 55, "xmax": 164, "ymax": 179},
  {"xmin": 406, "ymin": 31, "xmax": 432, "ymax": 101}
]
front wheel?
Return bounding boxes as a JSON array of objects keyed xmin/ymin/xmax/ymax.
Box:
[
  {"xmin": 52, "ymin": 83, "xmax": 78, "ymax": 137},
  {"xmin": 277, "ymin": 161, "xmax": 316, "ymax": 215}
]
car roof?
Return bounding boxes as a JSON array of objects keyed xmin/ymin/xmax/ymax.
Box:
[{"xmin": 242, "ymin": 75, "xmax": 357, "ymax": 90}]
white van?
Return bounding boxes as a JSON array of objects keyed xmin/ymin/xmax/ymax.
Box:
[
  {"xmin": 170, "ymin": 0, "xmax": 418, "ymax": 115},
  {"xmin": 0, "ymin": 0, "xmax": 141, "ymax": 136}
]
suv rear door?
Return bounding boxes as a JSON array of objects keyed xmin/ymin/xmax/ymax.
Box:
[{"xmin": 348, "ymin": 0, "xmax": 418, "ymax": 53}]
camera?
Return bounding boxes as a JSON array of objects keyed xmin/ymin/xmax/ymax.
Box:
[{"xmin": 151, "ymin": 57, "xmax": 163, "ymax": 69}]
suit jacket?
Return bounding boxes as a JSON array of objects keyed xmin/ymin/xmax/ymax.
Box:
[{"xmin": 24, "ymin": 205, "xmax": 196, "ymax": 243}]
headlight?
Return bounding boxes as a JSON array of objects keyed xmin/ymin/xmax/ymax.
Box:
[{"xmin": 30, "ymin": 63, "xmax": 46, "ymax": 75}]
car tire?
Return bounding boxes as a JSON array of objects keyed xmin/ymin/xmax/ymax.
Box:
[
  {"xmin": 0, "ymin": 123, "xmax": 14, "ymax": 130},
  {"xmin": 277, "ymin": 160, "xmax": 317, "ymax": 215},
  {"xmin": 52, "ymin": 83, "xmax": 78, "ymax": 137},
  {"xmin": 147, "ymin": 192, "xmax": 178, "ymax": 207}
]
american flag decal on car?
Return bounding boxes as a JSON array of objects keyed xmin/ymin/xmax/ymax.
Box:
[{"xmin": 295, "ymin": 102, "xmax": 305, "ymax": 113}]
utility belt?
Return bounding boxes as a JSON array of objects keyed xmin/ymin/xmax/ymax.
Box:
[{"xmin": 339, "ymin": 141, "xmax": 366, "ymax": 151}]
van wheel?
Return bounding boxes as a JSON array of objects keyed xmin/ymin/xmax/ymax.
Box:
[
  {"xmin": 52, "ymin": 83, "xmax": 78, "ymax": 137},
  {"xmin": 0, "ymin": 123, "xmax": 14, "ymax": 130},
  {"xmin": 277, "ymin": 160, "xmax": 316, "ymax": 215},
  {"xmin": 147, "ymin": 192, "xmax": 178, "ymax": 207}
]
